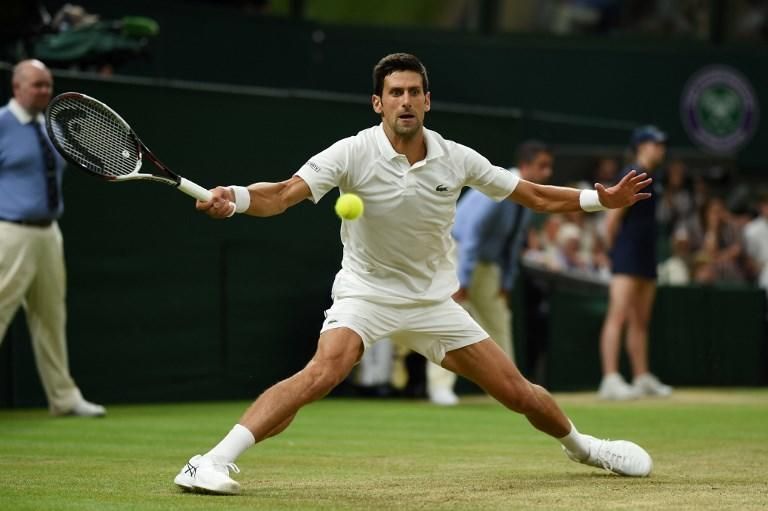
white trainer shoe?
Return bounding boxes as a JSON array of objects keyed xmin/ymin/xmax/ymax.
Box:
[
  {"xmin": 598, "ymin": 373, "xmax": 640, "ymax": 401},
  {"xmin": 563, "ymin": 435, "xmax": 653, "ymax": 477},
  {"xmin": 53, "ymin": 399, "xmax": 106, "ymax": 417},
  {"xmin": 174, "ymin": 454, "xmax": 241, "ymax": 495},
  {"xmin": 428, "ymin": 387, "xmax": 459, "ymax": 406},
  {"xmin": 71, "ymin": 399, "xmax": 106, "ymax": 417},
  {"xmin": 633, "ymin": 373, "xmax": 673, "ymax": 397}
]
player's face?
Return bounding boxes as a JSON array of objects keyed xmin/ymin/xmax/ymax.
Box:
[
  {"xmin": 637, "ymin": 141, "xmax": 666, "ymax": 169},
  {"xmin": 14, "ymin": 66, "xmax": 53, "ymax": 114},
  {"xmin": 522, "ymin": 152, "xmax": 553, "ymax": 184},
  {"xmin": 372, "ymin": 71, "xmax": 430, "ymax": 139}
]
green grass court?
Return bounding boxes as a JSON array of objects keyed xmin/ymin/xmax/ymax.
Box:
[{"xmin": 1, "ymin": 389, "xmax": 766, "ymax": 510}]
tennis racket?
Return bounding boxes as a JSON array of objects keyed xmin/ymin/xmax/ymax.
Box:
[{"xmin": 45, "ymin": 92, "xmax": 212, "ymax": 202}]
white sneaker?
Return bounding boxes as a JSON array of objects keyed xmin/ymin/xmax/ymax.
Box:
[
  {"xmin": 563, "ymin": 435, "xmax": 653, "ymax": 477},
  {"xmin": 633, "ymin": 373, "xmax": 672, "ymax": 397},
  {"xmin": 428, "ymin": 387, "xmax": 459, "ymax": 406},
  {"xmin": 174, "ymin": 454, "xmax": 241, "ymax": 495},
  {"xmin": 53, "ymin": 399, "xmax": 106, "ymax": 417},
  {"xmin": 598, "ymin": 373, "xmax": 640, "ymax": 401}
]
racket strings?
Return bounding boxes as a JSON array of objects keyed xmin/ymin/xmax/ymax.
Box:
[{"xmin": 48, "ymin": 98, "xmax": 139, "ymax": 178}]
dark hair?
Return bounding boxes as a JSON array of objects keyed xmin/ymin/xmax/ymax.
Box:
[
  {"xmin": 516, "ymin": 140, "xmax": 551, "ymax": 166},
  {"xmin": 372, "ymin": 53, "xmax": 429, "ymax": 97}
]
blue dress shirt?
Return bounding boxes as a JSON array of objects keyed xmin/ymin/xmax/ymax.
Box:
[
  {"xmin": 0, "ymin": 99, "xmax": 65, "ymax": 222},
  {"xmin": 453, "ymin": 170, "xmax": 531, "ymax": 291}
]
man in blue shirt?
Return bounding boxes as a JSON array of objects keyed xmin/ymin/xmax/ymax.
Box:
[
  {"xmin": 0, "ymin": 59, "xmax": 105, "ymax": 416},
  {"xmin": 427, "ymin": 140, "xmax": 553, "ymax": 406}
]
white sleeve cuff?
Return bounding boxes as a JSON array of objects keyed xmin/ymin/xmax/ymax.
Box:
[
  {"xmin": 229, "ymin": 186, "xmax": 251, "ymax": 213},
  {"xmin": 579, "ymin": 189, "xmax": 607, "ymax": 212}
]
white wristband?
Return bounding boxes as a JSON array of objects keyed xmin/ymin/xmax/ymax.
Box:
[
  {"xmin": 229, "ymin": 186, "xmax": 251, "ymax": 214},
  {"xmin": 579, "ymin": 189, "xmax": 607, "ymax": 212}
]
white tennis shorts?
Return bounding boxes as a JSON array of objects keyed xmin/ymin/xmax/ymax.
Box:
[{"xmin": 320, "ymin": 297, "xmax": 490, "ymax": 364}]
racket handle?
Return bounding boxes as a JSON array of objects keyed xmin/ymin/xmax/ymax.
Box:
[{"xmin": 177, "ymin": 177, "xmax": 213, "ymax": 202}]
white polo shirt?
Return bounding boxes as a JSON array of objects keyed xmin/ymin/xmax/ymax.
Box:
[{"xmin": 295, "ymin": 123, "xmax": 519, "ymax": 304}]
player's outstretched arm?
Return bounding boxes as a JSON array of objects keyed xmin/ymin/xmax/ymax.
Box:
[
  {"xmin": 196, "ymin": 175, "xmax": 312, "ymax": 219},
  {"xmin": 508, "ymin": 170, "xmax": 652, "ymax": 213}
]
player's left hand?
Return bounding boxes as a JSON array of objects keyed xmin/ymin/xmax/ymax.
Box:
[{"xmin": 595, "ymin": 170, "xmax": 652, "ymax": 209}]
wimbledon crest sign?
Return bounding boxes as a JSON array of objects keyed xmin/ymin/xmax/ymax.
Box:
[{"xmin": 681, "ymin": 65, "xmax": 759, "ymax": 155}]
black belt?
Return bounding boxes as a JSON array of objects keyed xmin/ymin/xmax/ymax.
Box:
[{"xmin": 1, "ymin": 218, "xmax": 54, "ymax": 228}]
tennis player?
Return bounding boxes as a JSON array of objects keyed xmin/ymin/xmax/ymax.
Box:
[{"xmin": 175, "ymin": 53, "xmax": 655, "ymax": 495}]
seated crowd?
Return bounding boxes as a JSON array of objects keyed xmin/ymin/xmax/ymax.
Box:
[{"xmin": 524, "ymin": 156, "xmax": 768, "ymax": 289}]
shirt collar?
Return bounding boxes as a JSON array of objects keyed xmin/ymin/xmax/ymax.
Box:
[
  {"xmin": 422, "ymin": 127, "xmax": 444, "ymax": 161},
  {"xmin": 375, "ymin": 123, "xmax": 445, "ymax": 162},
  {"xmin": 375, "ymin": 123, "xmax": 400, "ymax": 160},
  {"xmin": 8, "ymin": 99, "xmax": 44, "ymax": 125}
]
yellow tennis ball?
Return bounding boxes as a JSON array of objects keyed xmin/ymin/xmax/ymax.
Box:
[{"xmin": 335, "ymin": 193, "xmax": 364, "ymax": 220}]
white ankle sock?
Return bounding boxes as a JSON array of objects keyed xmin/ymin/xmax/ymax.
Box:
[
  {"xmin": 206, "ymin": 424, "xmax": 255, "ymax": 463},
  {"xmin": 558, "ymin": 421, "xmax": 591, "ymax": 459}
]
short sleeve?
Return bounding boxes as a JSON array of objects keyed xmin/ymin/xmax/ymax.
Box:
[
  {"xmin": 294, "ymin": 137, "xmax": 353, "ymax": 203},
  {"xmin": 460, "ymin": 144, "xmax": 519, "ymax": 201}
]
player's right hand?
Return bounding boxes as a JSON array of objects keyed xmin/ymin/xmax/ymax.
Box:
[{"xmin": 196, "ymin": 186, "xmax": 236, "ymax": 219}]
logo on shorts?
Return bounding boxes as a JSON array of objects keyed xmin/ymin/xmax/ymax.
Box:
[
  {"xmin": 435, "ymin": 184, "xmax": 449, "ymax": 192},
  {"xmin": 681, "ymin": 65, "xmax": 759, "ymax": 154},
  {"xmin": 327, "ymin": 319, "xmax": 338, "ymax": 325}
]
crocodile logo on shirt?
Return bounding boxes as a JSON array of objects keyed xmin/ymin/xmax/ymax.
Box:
[{"xmin": 435, "ymin": 184, "xmax": 449, "ymax": 192}]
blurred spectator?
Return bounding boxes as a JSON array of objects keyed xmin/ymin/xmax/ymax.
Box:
[
  {"xmin": 598, "ymin": 125, "xmax": 672, "ymax": 400},
  {"xmin": 546, "ymin": 0, "xmax": 623, "ymax": 35},
  {"xmin": 554, "ymin": 222, "xmax": 587, "ymax": 270},
  {"xmin": 657, "ymin": 159, "xmax": 695, "ymax": 238},
  {"xmin": 744, "ymin": 191, "xmax": 768, "ymax": 292},
  {"xmin": 427, "ymin": 140, "xmax": 553, "ymax": 406},
  {"xmin": 525, "ymin": 213, "xmax": 564, "ymax": 269},
  {"xmin": 556, "ymin": 207, "xmax": 610, "ymax": 277},
  {"xmin": 32, "ymin": 4, "xmax": 158, "ymax": 76},
  {"xmin": 686, "ymin": 196, "xmax": 747, "ymax": 284},
  {"xmin": 652, "ymin": 0, "xmax": 710, "ymax": 37},
  {"xmin": 51, "ymin": 3, "xmax": 99, "ymax": 31},
  {"xmin": 731, "ymin": 0, "xmax": 768, "ymax": 41},
  {"xmin": 593, "ymin": 156, "xmax": 620, "ymax": 187},
  {"xmin": 657, "ymin": 226, "xmax": 692, "ymax": 285},
  {"xmin": 692, "ymin": 173, "xmax": 711, "ymax": 212}
]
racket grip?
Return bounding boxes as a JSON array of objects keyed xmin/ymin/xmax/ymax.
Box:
[{"xmin": 177, "ymin": 177, "xmax": 213, "ymax": 202}]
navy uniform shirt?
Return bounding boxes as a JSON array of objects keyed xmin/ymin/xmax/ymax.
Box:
[{"xmin": 610, "ymin": 165, "xmax": 658, "ymax": 279}]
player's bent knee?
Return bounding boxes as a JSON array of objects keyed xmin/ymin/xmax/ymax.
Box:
[{"xmin": 300, "ymin": 360, "xmax": 350, "ymax": 402}]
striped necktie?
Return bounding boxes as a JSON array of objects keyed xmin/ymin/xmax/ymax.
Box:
[{"xmin": 30, "ymin": 120, "xmax": 59, "ymax": 212}]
